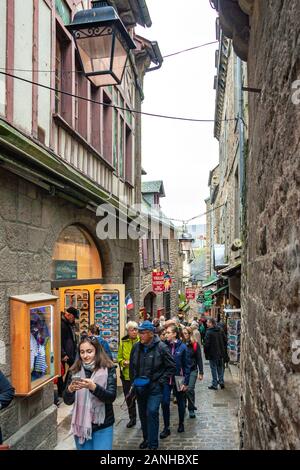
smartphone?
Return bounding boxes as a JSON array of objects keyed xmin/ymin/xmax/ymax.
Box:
[{"xmin": 71, "ymin": 374, "xmax": 82, "ymax": 382}]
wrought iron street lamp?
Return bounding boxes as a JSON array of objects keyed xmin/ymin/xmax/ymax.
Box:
[
  {"xmin": 179, "ymin": 230, "xmax": 195, "ymax": 254},
  {"xmin": 67, "ymin": 1, "xmax": 136, "ymax": 87}
]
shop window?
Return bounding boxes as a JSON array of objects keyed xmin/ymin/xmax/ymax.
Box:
[
  {"xmin": 103, "ymin": 91, "xmax": 113, "ymax": 164},
  {"xmin": 55, "ymin": 25, "xmax": 72, "ymax": 124},
  {"xmin": 74, "ymin": 59, "xmax": 88, "ymax": 139},
  {"xmin": 55, "ymin": 0, "xmax": 71, "ymax": 25},
  {"xmin": 142, "ymin": 239, "xmax": 148, "ymax": 268},
  {"xmin": 52, "ymin": 225, "xmax": 102, "ymax": 281},
  {"xmin": 125, "ymin": 124, "xmax": 133, "ymax": 185},
  {"xmin": 91, "ymin": 86, "xmax": 101, "ymax": 152}
]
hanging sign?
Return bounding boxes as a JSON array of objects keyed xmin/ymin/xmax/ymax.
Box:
[
  {"xmin": 152, "ymin": 271, "xmax": 165, "ymax": 293},
  {"xmin": 186, "ymin": 288, "xmax": 196, "ymax": 300},
  {"xmin": 164, "ymin": 273, "xmax": 172, "ymax": 292}
]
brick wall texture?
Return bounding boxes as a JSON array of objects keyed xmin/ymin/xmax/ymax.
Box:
[{"xmin": 240, "ymin": 0, "xmax": 300, "ymax": 450}]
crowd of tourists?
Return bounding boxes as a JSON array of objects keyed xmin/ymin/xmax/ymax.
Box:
[{"xmin": 58, "ymin": 308, "xmax": 228, "ymax": 451}]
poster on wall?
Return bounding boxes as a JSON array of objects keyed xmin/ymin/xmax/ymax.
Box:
[
  {"xmin": 55, "ymin": 260, "xmax": 77, "ymax": 280},
  {"xmin": 94, "ymin": 290, "xmax": 120, "ymax": 361},
  {"xmin": 152, "ymin": 271, "xmax": 165, "ymax": 293}
]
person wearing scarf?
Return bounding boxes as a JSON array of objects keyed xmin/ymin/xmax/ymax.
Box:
[{"xmin": 63, "ymin": 336, "xmax": 117, "ymax": 450}]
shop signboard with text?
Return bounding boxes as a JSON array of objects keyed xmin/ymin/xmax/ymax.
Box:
[
  {"xmin": 152, "ymin": 271, "xmax": 165, "ymax": 293},
  {"xmin": 186, "ymin": 288, "xmax": 196, "ymax": 300}
]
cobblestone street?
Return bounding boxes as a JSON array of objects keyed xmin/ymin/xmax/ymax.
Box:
[{"xmin": 56, "ymin": 361, "xmax": 240, "ymax": 451}]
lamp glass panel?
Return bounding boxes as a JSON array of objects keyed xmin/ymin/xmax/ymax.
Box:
[
  {"xmin": 181, "ymin": 240, "xmax": 192, "ymax": 252},
  {"xmin": 88, "ymin": 73, "xmax": 118, "ymax": 87},
  {"xmin": 111, "ymin": 35, "xmax": 128, "ymax": 81},
  {"xmin": 76, "ymin": 27, "xmax": 113, "ymax": 74}
]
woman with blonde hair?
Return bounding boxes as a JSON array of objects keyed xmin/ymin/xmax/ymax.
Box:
[
  {"xmin": 117, "ymin": 321, "xmax": 139, "ymax": 428},
  {"xmin": 182, "ymin": 327, "xmax": 204, "ymax": 418}
]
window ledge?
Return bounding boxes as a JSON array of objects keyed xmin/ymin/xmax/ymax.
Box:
[{"xmin": 53, "ymin": 113, "xmax": 115, "ymax": 172}]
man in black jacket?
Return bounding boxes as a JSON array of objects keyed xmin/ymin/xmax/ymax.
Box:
[
  {"xmin": 204, "ymin": 317, "xmax": 227, "ymax": 390},
  {"xmin": 130, "ymin": 321, "xmax": 176, "ymax": 450},
  {"xmin": 0, "ymin": 370, "xmax": 15, "ymax": 445},
  {"xmin": 58, "ymin": 307, "xmax": 79, "ymax": 397}
]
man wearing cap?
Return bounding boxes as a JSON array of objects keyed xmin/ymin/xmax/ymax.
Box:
[
  {"xmin": 129, "ymin": 320, "xmax": 176, "ymax": 450},
  {"xmin": 58, "ymin": 307, "xmax": 79, "ymax": 397}
]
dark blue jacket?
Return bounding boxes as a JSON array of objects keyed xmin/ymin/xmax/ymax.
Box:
[
  {"xmin": 0, "ymin": 371, "xmax": 15, "ymax": 445},
  {"xmin": 0, "ymin": 371, "xmax": 15, "ymax": 410},
  {"xmin": 165, "ymin": 340, "xmax": 191, "ymax": 386}
]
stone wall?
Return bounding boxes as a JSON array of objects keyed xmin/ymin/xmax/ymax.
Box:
[
  {"xmin": 0, "ymin": 167, "xmax": 140, "ymax": 449},
  {"xmin": 240, "ymin": 0, "xmax": 300, "ymax": 450},
  {"xmin": 139, "ymin": 232, "xmax": 180, "ymax": 319}
]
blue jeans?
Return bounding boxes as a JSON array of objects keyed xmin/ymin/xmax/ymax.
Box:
[
  {"xmin": 209, "ymin": 359, "xmax": 224, "ymax": 388},
  {"xmin": 136, "ymin": 382, "xmax": 162, "ymax": 449},
  {"xmin": 75, "ymin": 425, "xmax": 113, "ymax": 450},
  {"xmin": 161, "ymin": 383, "xmax": 185, "ymax": 428}
]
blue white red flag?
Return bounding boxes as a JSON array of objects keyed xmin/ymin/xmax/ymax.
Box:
[{"xmin": 125, "ymin": 294, "xmax": 134, "ymax": 310}]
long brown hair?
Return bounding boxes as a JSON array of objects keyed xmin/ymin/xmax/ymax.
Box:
[
  {"xmin": 70, "ymin": 336, "xmax": 114, "ymax": 373},
  {"xmin": 183, "ymin": 327, "xmax": 197, "ymax": 345}
]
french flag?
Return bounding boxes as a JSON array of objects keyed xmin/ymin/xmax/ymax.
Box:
[{"xmin": 125, "ymin": 294, "xmax": 134, "ymax": 311}]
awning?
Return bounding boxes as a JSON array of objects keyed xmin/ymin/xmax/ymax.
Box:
[
  {"xmin": 202, "ymin": 277, "xmax": 219, "ymax": 288},
  {"xmin": 211, "ymin": 285, "xmax": 228, "ymax": 296},
  {"xmin": 218, "ymin": 261, "xmax": 241, "ymax": 277}
]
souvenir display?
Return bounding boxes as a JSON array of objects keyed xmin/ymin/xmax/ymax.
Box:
[
  {"xmin": 30, "ymin": 306, "xmax": 54, "ymax": 381},
  {"xmin": 10, "ymin": 293, "xmax": 60, "ymax": 395},
  {"xmin": 94, "ymin": 290, "xmax": 120, "ymax": 361},
  {"xmin": 65, "ymin": 289, "xmax": 90, "ymax": 338},
  {"xmin": 227, "ymin": 316, "xmax": 241, "ymax": 363}
]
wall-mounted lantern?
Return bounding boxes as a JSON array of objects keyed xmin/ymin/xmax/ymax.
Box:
[{"xmin": 67, "ymin": 1, "xmax": 136, "ymax": 87}]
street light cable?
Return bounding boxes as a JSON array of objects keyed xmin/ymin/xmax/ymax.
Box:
[{"xmin": 0, "ymin": 71, "xmax": 236, "ymax": 123}]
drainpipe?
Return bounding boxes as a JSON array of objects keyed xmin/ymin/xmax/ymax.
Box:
[
  {"xmin": 145, "ymin": 42, "xmax": 163, "ymax": 73},
  {"xmin": 236, "ymin": 57, "xmax": 245, "ymax": 227}
]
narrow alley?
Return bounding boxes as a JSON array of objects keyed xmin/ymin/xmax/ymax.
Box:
[{"xmin": 56, "ymin": 361, "xmax": 239, "ymax": 451}]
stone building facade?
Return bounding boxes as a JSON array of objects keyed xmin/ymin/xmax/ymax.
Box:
[
  {"xmin": 206, "ymin": 28, "xmax": 248, "ymax": 305},
  {"xmin": 211, "ymin": 0, "xmax": 300, "ymax": 450},
  {"xmin": 0, "ymin": 0, "xmax": 160, "ymax": 449},
  {"xmin": 139, "ymin": 181, "xmax": 181, "ymax": 320}
]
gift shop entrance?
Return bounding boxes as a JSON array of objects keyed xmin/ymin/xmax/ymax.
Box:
[{"xmin": 51, "ymin": 225, "xmax": 126, "ymax": 361}]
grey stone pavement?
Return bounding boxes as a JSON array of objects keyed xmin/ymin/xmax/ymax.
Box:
[{"xmin": 55, "ymin": 360, "xmax": 240, "ymax": 450}]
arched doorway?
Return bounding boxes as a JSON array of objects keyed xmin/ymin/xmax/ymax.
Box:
[
  {"xmin": 143, "ymin": 292, "xmax": 156, "ymax": 320},
  {"xmin": 51, "ymin": 225, "xmax": 103, "ymax": 337}
]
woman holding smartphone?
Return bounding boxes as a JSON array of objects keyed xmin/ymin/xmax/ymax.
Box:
[{"xmin": 63, "ymin": 336, "xmax": 117, "ymax": 450}]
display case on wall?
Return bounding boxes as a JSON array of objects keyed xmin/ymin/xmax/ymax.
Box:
[
  {"xmin": 10, "ymin": 293, "xmax": 60, "ymax": 396},
  {"xmin": 94, "ymin": 290, "xmax": 120, "ymax": 361}
]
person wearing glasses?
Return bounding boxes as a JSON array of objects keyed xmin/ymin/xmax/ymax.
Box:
[
  {"xmin": 63, "ymin": 336, "xmax": 117, "ymax": 450},
  {"xmin": 117, "ymin": 321, "xmax": 139, "ymax": 428}
]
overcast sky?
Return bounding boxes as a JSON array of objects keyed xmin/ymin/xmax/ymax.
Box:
[{"xmin": 136, "ymin": 0, "xmax": 219, "ymax": 225}]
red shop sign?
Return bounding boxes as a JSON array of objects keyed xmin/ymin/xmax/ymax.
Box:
[
  {"xmin": 152, "ymin": 271, "xmax": 165, "ymax": 293},
  {"xmin": 186, "ymin": 288, "xmax": 196, "ymax": 300}
]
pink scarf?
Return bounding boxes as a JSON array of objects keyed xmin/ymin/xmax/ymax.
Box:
[{"xmin": 71, "ymin": 367, "xmax": 108, "ymax": 444}]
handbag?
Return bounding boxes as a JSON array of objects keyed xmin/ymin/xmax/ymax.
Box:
[
  {"xmin": 133, "ymin": 376, "xmax": 150, "ymax": 396},
  {"xmin": 174, "ymin": 375, "xmax": 185, "ymax": 392}
]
